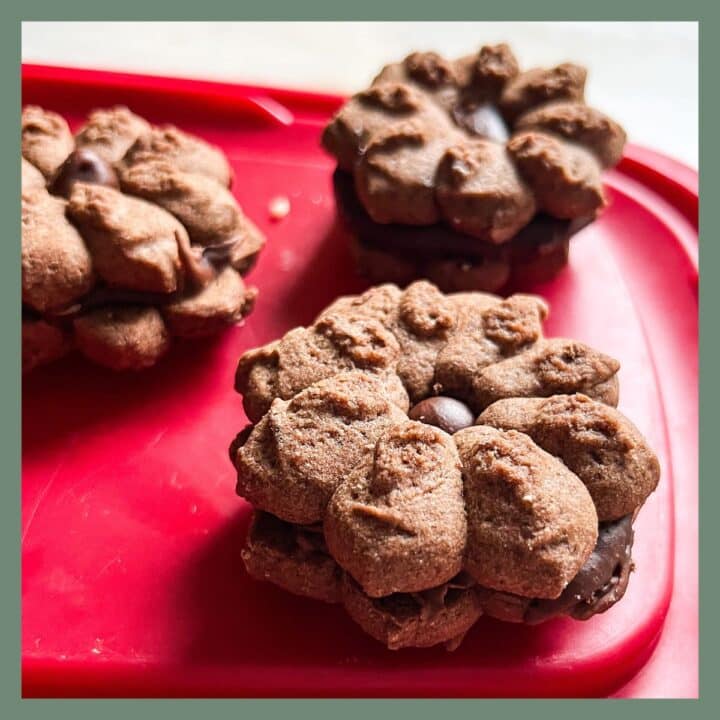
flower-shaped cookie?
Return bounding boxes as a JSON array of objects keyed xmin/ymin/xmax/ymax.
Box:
[
  {"xmin": 322, "ymin": 44, "xmax": 626, "ymax": 292},
  {"xmin": 22, "ymin": 106, "xmax": 265, "ymax": 372},
  {"xmin": 230, "ymin": 281, "xmax": 659, "ymax": 650}
]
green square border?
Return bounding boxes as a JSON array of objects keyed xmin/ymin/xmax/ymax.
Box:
[{"xmin": 4, "ymin": 2, "xmax": 708, "ymax": 713}]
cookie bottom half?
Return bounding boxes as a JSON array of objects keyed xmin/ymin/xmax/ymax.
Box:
[
  {"xmin": 22, "ymin": 268, "xmax": 257, "ymax": 373},
  {"xmin": 241, "ymin": 510, "xmax": 635, "ymax": 651},
  {"xmin": 333, "ymin": 169, "xmax": 593, "ymax": 293}
]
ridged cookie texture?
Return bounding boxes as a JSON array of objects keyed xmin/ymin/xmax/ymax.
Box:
[
  {"xmin": 22, "ymin": 105, "xmax": 265, "ymax": 373},
  {"xmin": 231, "ymin": 281, "xmax": 659, "ymax": 650}
]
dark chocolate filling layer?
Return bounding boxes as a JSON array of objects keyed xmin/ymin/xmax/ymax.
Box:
[
  {"xmin": 475, "ymin": 514, "xmax": 634, "ymax": 624},
  {"xmin": 23, "ymin": 235, "xmax": 252, "ymax": 326},
  {"xmin": 333, "ymin": 168, "xmax": 593, "ymax": 263},
  {"xmin": 349, "ymin": 571, "xmax": 476, "ymax": 625},
  {"xmin": 249, "ymin": 511, "xmax": 329, "ymax": 558},
  {"xmin": 239, "ymin": 475, "xmax": 634, "ymax": 626}
]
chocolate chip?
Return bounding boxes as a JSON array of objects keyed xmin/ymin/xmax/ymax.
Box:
[
  {"xmin": 408, "ymin": 396, "xmax": 475, "ymax": 434},
  {"xmin": 49, "ymin": 149, "xmax": 119, "ymax": 198}
]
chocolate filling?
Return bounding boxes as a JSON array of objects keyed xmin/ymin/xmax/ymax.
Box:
[
  {"xmin": 49, "ymin": 148, "xmax": 120, "ymax": 198},
  {"xmin": 334, "ymin": 168, "xmax": 593, "ymax": 264},
  {"xmin": 249, "ymin": 511, "xmax": 329, "ymax": 558},
  {"xmin": 25, "ymin": 233, "xmax": 247, "ymax": 324},
  {"xmin": 176, "ymin": 231, "xmax": 216, "ymax": 289},
  {"xmin": 476, "ymin": 514, "xmax": 634, "ymax": 624},
  {"xmin": 366, "ymin": 570, "xmax": 475, "ymax": 627},
  {"xmin": 411, "ymin": 571, "xmax": 477, "ymax": 622}
]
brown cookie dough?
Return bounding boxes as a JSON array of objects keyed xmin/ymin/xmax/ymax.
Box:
[
  {"xmin": 325, "ymin": 422, "xmax": 466, "ymax": 597},
  {"xmin": 121, "ymin": 125, "xmax": 233, "ymax": 187},
  {"xmin": 231, "ymin": 283, "xmax": 659, "ymax": 649},
  {"xmin": 234, "ymin": 313, "xmax": 407, "ymax": 423},
  {"xmin": 21, "ymin": 189, "xmax": 95, "ymax": 312},
  {"xmin": 392, "ymin": 281, "xmax": 456, "ymax": 400},
  {"xmin": 21, "ymin": 106, "xmax": 265, "ymax": 373},
  {"xmin": 373, "ymin": 52, "xmax": 461, "ymax": 114},
  {"xmin": 321, "ymin": 83, "xmax": 451, "ymax": 172},
  {"xmin": 354, "ymin": 122, "xmax": 454, "ymax": 225},
  {"xmin": 22, "ymin": 316, "xmax": 72, "ymax": 373},
  {"xmin": 316, "ymin": 280, "xmax": 457, "ymax": 403},
  {"xmin": 73, "ymin": 305, "xmax": 170, "ymax": 370},
  {"xmin": 434, "ymin": 293, "xmax": 548, "ymax": 405},
  {"xmin": 471, "ymin": 338, "xmax": 620, "ymax": 411},
  {"xmin": 507, "ymin": 131, "xmax": 606, "ymax": 219},
  {"xmin": 342, "ymin": 574, "xmax": 482, "ymax": 651},
  {"xmin": 21, "ymin": 106, "xmax": 74, "ymax": 179},
  {"xmin": 478, "ymin": 394, "xmax": 660, "ymax": 520},
  {"xmin": 75, "ymin": 106, "xmax": 152, "ymax": 164},
  {"xmin": 242, "ymin": 511, "xmax": 343, "ymax": 603},
  {"xmin": 119, "ymin": 160, "xmax": 245, "ymax": 247},
  {"xmin": 499, "ymin": 63, "xmax": 587, "ymax": 123},
  {"xmin": 162, "ymin": 266, "xmax": 256, "ymax": 338},
  {"xmin": 457, "ymin": 43, "xmax": 520, "ymax": 105},
  {"xmin": 233, "ymin": 342, "xmax": 281, "ymax": 424},
  {"xmin": 516, "ymin": 101, "xmax": 627, "ymax": 168},
  {"xmin": 435, "ymin": 139, "xmax": 537, "ymax": 242},
  {"xmin": 235, "ymin": 371, "xmax": 408, "ymax": 524},
  {"xmin": 67, "ymin": 183, "xmax": 184, "ymax": 294},
  {"xmin": 455, "ymin": 425, "xmax": 598, "ymax": 599},
  {"xmin": 323, "ymin": 44, "xmax": 624, "ymax": 291},
  {"xmin": 476, "ymin": 514, "xmax": 634, "ymax": 623},
  {"xmin": 22, "ymin": 158, "xmax": 46, "ymax": 191}
]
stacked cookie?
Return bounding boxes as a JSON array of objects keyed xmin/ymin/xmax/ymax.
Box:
[
  {"xmin": 230, "ymin": 281, "xmax": 659, "ymax": 650},
  {"xmin": 322, "ymin": 44, "xmax": 626, "ymax": 292},
  {"xmin": 22, "ymin": 106, "xmax": 264, "ymax": 372}
]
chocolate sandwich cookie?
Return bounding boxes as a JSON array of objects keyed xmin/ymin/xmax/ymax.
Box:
[
  {"xmin": 229, "ymin": 281, "xmax": 660, "ymax": 650},
  {"xmin": 322, "ymin": 44, "xmax": 626, "ymax": 292},
  {"xmin": 21, "ymin": 105, "xmax": 265, "ymax": 373}
]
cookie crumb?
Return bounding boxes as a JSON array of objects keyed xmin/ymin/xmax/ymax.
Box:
[{"xmin": 269, "ymin": 195, "xmax": 291, "ymax": 220}]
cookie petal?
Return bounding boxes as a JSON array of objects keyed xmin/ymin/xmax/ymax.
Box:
[
  {"xmin": 325, "ymin": 421, "xmax": 465, "ymax": 597},
  {"xmin": 455, "ymin": 425, "xmax": 598, "ymax": 599},
  {"xmin": 478, "ymin": 394, "xmax": 660, "ymax": 520}
]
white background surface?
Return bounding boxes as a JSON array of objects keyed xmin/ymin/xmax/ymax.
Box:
[{"xmin": 22, "ymin": 21, "xmax": 699, "ymax": 168}]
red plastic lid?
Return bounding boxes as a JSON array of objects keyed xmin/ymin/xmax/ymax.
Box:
[{"xmin": 21, "ymin": 65, "xmax": 698, "ymax": 698}]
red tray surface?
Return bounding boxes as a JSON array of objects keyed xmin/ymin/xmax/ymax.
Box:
[{"xmin": 21, "ymin": 65, "xmax": 699, "ymax": 698}]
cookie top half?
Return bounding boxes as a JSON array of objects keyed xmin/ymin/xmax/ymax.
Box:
[{"xmin": 322, "ymin": 44, "xmax": 626, "ymax": 243}]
